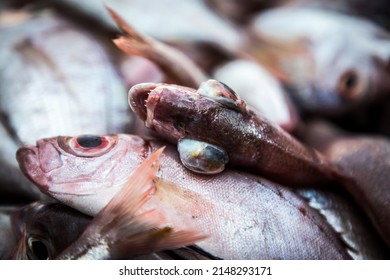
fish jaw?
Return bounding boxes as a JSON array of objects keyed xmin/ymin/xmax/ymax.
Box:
[
  {"xmin": 129, "ymin": 83, "xmax": 201, "ymax": 142},
  {"xmin": 16, "ymin": 145, "xmax": 49, "ymax": 192}
]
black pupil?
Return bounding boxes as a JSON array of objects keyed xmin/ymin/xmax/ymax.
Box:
[
  {"xmin": 77, "ymin": 135, "xmax": 103, "ymax": 148},
  {"xmin": 31, "ymin": 240, "xmax": 49, "ymax": 260},
  {"xmin": 345, "ymin": 74, "xmax": 357, "ymax": 89}
]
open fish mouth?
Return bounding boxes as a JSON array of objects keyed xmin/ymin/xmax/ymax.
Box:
[
  {"xmin": 128, "ymin": 83, "xmax": 159, "ymax": 122},
  {"xmin": 16, "ymin": 145, "xmax": 48, "ymax": 191}
]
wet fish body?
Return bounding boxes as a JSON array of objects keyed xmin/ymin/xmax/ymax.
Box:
[
  {"xmin": 17, "ymin": 134, "xmax": 353, "ymax": 259},
  {"xmin": 129, "ymin": 80, "xmax": 337, "ymax": 187}
]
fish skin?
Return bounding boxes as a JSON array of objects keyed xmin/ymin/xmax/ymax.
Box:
[
  {"xmin": 10, "ymin": 200, "xmax": 91, "ymax": 260},
  {"xmin": 56, "ymin": 148, "xmax": 204, "ymax": 260},
  {"xmin": 0, "ymin": 10, "xmax": 131, "ymax": 199},
  {"xmin": 129, "ymin": 81, "xmax": 337, "ymax": 187},
  {"xmin": 323, "ymin": 137, "xmax": 390, "ymax": 247},
  {"xmin": 248, "ymin": 6, "xmax": 390, "ymax": 114},
  {"xmin": 17, "ymin": 134, "xmax": 352, "ymax": 259}
]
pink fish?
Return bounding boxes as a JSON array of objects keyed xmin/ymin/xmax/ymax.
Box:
[{"xmin": 17, "ymin": 134, "xmax": 353, "ymax": 259}]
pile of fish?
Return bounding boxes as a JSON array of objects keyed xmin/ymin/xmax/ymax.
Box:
[{"xmin": 0, "ymin": 0, "xmax": 389, "ymax": 260}]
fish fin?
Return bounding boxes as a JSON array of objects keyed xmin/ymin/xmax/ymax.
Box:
[{"xmin": 106, "ymin": 6, "xmax": 206, "ymax": 88}]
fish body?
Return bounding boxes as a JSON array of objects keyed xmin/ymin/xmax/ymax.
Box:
[
  {"xmin": 0, "ymin": 11, "xmax": 130, "ymax": 199},
  {"xmin": 129, "ymin": 80, "xmax": 337, "ymax": 186},
  {"xmin": 249, "ymin": 6, "xmax": 390, "ymax": 114},
  {"xmin": 17, "ymin": 134, "xmax": 353, "ymax": 259}
]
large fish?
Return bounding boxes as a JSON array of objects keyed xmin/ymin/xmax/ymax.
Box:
[
  {"xmin": 248, "ymin": 6, "xmax": 390, "ymax": 114},
  {"xmin": 0, "ymin": 10, "xmax": 131, "ymax": 199},
  {"xmin": 17, "ymin": 133, "xmax": 356, "ymax": 259},
  {"xmin": 128, "ymin": 79, "xmax": 338, "ymax": 186}
]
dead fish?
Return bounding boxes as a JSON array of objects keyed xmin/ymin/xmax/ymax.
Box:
[
  {"xmin": 10, "ymin": 200, "xmax": 91, "ymax": 260},
  {"xmin": 17, "ymin": 134, "xmax": 352, "ymax": 259},
  {"xmin": 323, "ymin": 136, "xmax": 390, "ymax": 247},
  {"xmin": 56, "ymin": 148, "xmax": 204, "ymax": 260},
  {"xmin": 0, "ymin": 207, "xmax": 18, "ymax": 259},
  {"xmin": 129, "ymin": 79, "xmax": 338, "ymax": 186},
  {"xmin": 248, "ymin": 6, "xmax": 390, "ymax": 114},
  {"xmin": 0, "ymin": 10, "xmax": 130, "ymax": 199}
]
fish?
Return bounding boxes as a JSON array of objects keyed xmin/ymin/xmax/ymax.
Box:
[
  {"xmin": 0, "ymin": 10, "xmax": 131, "ymax": 199},
  {"xmin": 323, "ymin": 136, "xmax": 390, "ymax": 247},
  {"xmin": 10, "ymin": 200, "xmax": 91, "ymax": 260},
  {"xmin": 128, "ymin": 79, "xmax": 338, "ymax": 186},
  {"xmin": 248, "ymin": 6, "xmax": 390, "ymax": 114},
  {"xmin": 110, "ymin": 10, "xmax": 298, "ymax": 131},
  {"xmin": 16, "ymin": 134, "xmax": 356, "ymax": 259}
]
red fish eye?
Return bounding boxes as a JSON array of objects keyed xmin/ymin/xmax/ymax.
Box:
[
  {"xmin": 58, "ymin": 135, "xmax": 117, "ymax": 157},
  {"xmin": 76, "ymin": 135, "xmax": 106, "ymax": 148}
]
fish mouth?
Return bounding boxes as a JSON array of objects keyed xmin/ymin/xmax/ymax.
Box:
[
  {"xmin": 16, "ymin": 145, "xmax": 48, "ymax": 192},
  {"xmin": 128, "ymin": 83, "xmax": 159, "ymax": 121}
]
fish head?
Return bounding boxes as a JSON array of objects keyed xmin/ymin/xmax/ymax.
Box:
[
  {"xmin": 129, "ymin": 80, "xmax": 247, "ymax": 144},
  {"xmin": 16, "ymin": 134, "xmax": 151, "ymax": 200},
  {"xmin": 11, "ymin": 201, "xmax": 91, "ymax": 260}
]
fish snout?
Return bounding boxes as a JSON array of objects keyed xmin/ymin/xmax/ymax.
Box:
[
  {"xmin": 36, "ymin": 139, "xmax": 63, "ymax": 173},
  {"xmin": 128, "ymin": 83, "xmax": 159, "ymax": 121},
  {"xmin": 16, "ymin": 145, "xmax": 48, "ymax": 190}
]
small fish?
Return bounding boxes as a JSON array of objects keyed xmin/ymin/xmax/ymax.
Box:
[
  {"xmin": 17, "ymin": 134, "xmax": 355, "ymax": 259},
  {"xmin": 129, "ymin": 79, "xmax": 338, "ymax": 186},
  {"xmin": 10, "ymin": 200, "xmax": 91, "ymax": 260},
  {"xmin": 248, "ymin": 6, "xmax": 390, "ymax": 114}
]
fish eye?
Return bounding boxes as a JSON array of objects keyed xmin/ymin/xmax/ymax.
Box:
[
  {"xmin": 59, "ymin": 135, "xmax": 117, "ymax": 157},
  {"xmin": 338, "ymin": 70, "xmax": 364, "ymax": 100},
  {"xmin": 27, "ymin": 236, "xmax": 51, "ymax": 260}
]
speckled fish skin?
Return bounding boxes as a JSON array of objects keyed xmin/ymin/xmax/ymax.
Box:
[
  {"xmin": 323, "ymin": 137, "xmax": 390, "ymax": 247},
  {"xmin": 11, "ymin": 201, "xmax": 91, "ymax": 260},
  {"xmin": 129, "ymin": 82, "xmax": 337, "ymax": 187},
  {"xmin": 0, "ymin": 11, "xmax": 130, "ymax": 198},
  {"xmin": 16, "ymin": 134, "xmax": 351, "ymax": 259}
]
